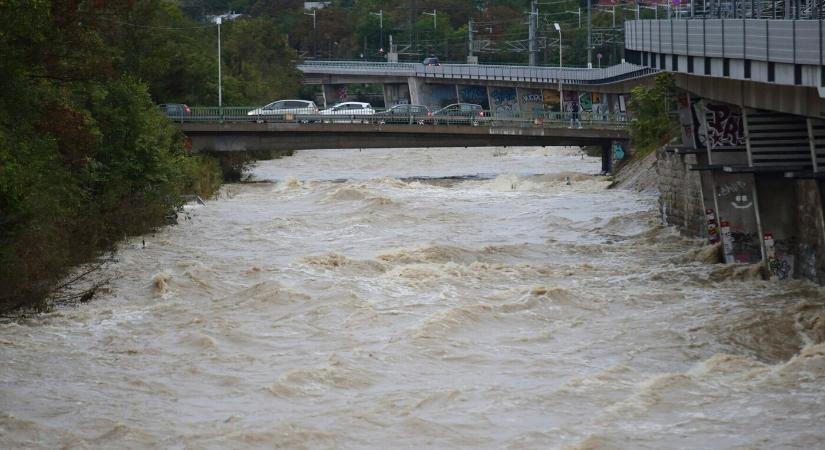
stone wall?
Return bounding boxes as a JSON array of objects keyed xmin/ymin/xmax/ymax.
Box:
[{"xmin": 656, "ymin": 148, "xmax": 706, "ymax": 237}]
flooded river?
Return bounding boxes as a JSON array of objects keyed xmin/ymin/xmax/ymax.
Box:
[{"xmin": 2, "ymin": 147, "xmax": 824, "ymax": 449}]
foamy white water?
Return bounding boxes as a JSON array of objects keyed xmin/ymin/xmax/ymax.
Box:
[{"xmin": 1, "ymin": 146, "xmax": 824, "ymax": 449}]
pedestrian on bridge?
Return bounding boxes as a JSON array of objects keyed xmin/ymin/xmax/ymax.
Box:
[{"xmin": 569, "ymin": 103, "xmax": 583, "ymax": 129}]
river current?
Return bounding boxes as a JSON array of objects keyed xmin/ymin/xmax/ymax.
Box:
[{"xmin": 2, "ymin": 146, "xmax": 825, "ymax": 449}]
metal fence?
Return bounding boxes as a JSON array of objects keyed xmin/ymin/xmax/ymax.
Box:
[
  {"xmin": 689, "ymin": 0, "xmax": 825, "ymax": 19},
  {"xmin": 625, "ymin": 18, "xmax": 825, "ymax": 65},
  {"xmin": 166, "ymin": 107, "xmax": 630, "ymax": 130},
  {"xmin": 298, "ymin": 60, "xmax": 657, "ymax": 86}
]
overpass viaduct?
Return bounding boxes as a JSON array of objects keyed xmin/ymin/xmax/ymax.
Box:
[
  {"xmin": 624, "ymin": 14, "xmax": 825, "ymax": 283},
  {"xmin": 297, "ymin": 60, "xmax": 656, "ymax": 116}
]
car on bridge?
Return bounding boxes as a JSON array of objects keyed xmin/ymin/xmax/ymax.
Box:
[
  {"xmin": 247, "ymin": 99, "xmax": 319, "ymax": 121},
  {"xmin": 160, "ymin": 103, "xmax": 191, "ymax": 122},
  {"xmin": 422, "ymin": 56, "xmax": 440, "ymax": 66},
  {"xmin": 320, "ymin": 102, "xmax": 375, "ymax": 123},
  {"xmin": 431, "ymin": 103, "xmax": 485, "ymax": 126},
  {"xmin": 375, "ymin": 104, "xmax": 431, "ymax": 125}
]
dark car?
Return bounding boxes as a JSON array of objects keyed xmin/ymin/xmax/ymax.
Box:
[
  {"xmin": 160, "ymin": 103, "xmax": 191, "ymax": 122},
  {"xmin": 432, "ymin": 103, "xmax": 485, "ymax": 125},
  {"xmin": 422, "ymin": 56, "xmax": 440, "ymax": 66},
  {"xmin": 376, "ymin": 104, "xmax": 431, "ymax": 124}
]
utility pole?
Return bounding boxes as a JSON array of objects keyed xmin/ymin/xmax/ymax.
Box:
[
  {"xmin": 468, "ymin": 18, "xmax": 474, "ymax": 58},
  {"xmin": 528, "ymin": 1, "xmax": 538, "ymax": 66},
  {"xmin": 468, "ymin": 18, "xmax": 479, "ymax": 63},
  {"xmin": 618, "ymin": 0, "xmax": 625, "ymax": 62},
  {"xmin": 371, "ymin": 10, "xmax": 383, "ymax": 53},
  {"xmin": 587, "ymin": 0, "xmax": 592, "ymax": 68}
]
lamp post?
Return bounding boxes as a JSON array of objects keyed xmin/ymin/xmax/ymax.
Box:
[
  {"xmin": 217, "ymin": 17, "xmax": 222, "ymax": 118},
  {"xmin": 422, "ymin": 9, "xmax": 437, "ymax": 30},
  {"xmin": 304, "ymin": 10, "xmax": 317, "ymax": 57},
  {"xmin": 370, "ymin": 10, "xmax": 383, "ymax": 55},
  {"xmin": 554, "ymin": 22, "xmax": 562, "ymax": 117}
]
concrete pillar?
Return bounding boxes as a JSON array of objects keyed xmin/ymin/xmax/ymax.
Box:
[
  {"xmin": 794, "ymin": 179, "xmax": 825, "ymax": 282},
  {"xmin": 711, "ymin": 172, "xmax": 763, "ymax": 264},
  {"xmin": 756, "ymin": 176, "xmax": 799, "ymax": 279},
  {"xmin": 383, "ymin": 83, "xmax": 411, "ymax": 108},
  {"xmin": 601, "ymin": 142, "xmax": 613, "ymax": 174},
  {"xmin": 407, "ymin": 77, "xmax": 423, "ymax": 106}
]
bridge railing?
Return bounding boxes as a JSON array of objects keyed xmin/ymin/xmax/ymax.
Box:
[
  {"xmin": 166, "ymin": 107, "xmax": 629, "ymax": 130},
  {"xmin": 298, "ymin": 60, "xmax": 658, "ymax": 85}
]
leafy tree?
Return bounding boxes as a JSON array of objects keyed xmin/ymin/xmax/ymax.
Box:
[
  {"xmin": 220, "ymin": 17, "xmax": 302, "ymax": 104},
  {"xmin": 627, "ymin": 73, "xmax": 680, "ymax": 156}
]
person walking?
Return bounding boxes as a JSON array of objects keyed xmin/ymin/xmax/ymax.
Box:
[{"xmin": 569, "ymin": 102, "xmax": 582, "ymax": 129}]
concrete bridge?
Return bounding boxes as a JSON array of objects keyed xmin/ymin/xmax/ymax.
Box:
[
  {"xmin": 178, "ymin": 117, "xmax": 629, "ymax": 174},
  {"xmin": 297, "ymin": 60, "xmax": 655, "ymax": 114}
]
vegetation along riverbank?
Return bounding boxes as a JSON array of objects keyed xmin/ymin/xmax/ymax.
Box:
[{"xmin": 0, "ymin": 1, "xmax": 301, "ymax": 312}]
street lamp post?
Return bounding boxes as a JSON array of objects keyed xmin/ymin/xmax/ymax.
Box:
[
  {"xmin": 305, "ymin": 10, "xmax": 317, "ymax": 57},
  {"xmin": 554, "ymin": 22, "xmax": 562, "ymax": 119},
  {"xmin": 370, "ymin": 10, "xmax": 383, "ymax": 55},
  {"xmin": 422, "ymin": 9, "xmax": 437, "ymax": 30},
  {"xmin": 217, "ymin": 17, "xmax": 222, "ymax": 118}
]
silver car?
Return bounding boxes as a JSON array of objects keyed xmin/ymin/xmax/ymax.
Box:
[
  {"xmin": 319, "ymin": 102, "xmax": 376, "ymax": 123},
  {"xmin": 247, "ymin": 99, "xmax": 319, "ymax": 120}
]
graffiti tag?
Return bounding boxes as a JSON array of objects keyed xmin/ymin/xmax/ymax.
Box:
[
  {"xmin": 704, "ymin": 103, "xmax": 745, "ymax": 148},
  {"xmin": 716, "ymin": 180, "xmax": 748, "ymax": 198}
]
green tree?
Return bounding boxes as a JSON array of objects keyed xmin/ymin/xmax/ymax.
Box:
[
  {"xmin": 627, "ymin": 73, "xmax": 680, "ymax": 156},
  {"xmin": 220, "ymin": 17, "xmax": 302, "ymax": 104}
]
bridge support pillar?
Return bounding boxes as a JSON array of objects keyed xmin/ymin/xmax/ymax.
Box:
[
  {"xmin": 407, "ymin": 77, "xmax": 423, "ymax": 106},
  {"xmin": 383, "ymin": 83, "xmax": 410, "ymax": 108},
  {"xmin": 601, "ymin": 142, "xmax": 612, "ymax": 174},
  {"xmin": 321, "ymin": 84, "xmax": 347, "ymax": 108}
]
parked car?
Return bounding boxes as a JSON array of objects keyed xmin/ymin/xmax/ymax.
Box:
[
  {"xmin": 422, "ymin": 56, "xmax": 441, "ymax": 66},
  {"xmin": 431, "ymin": 103, "xmax": 485, "ymax": 125},
  {"xmin": 160, "ymin": 103, "xmax": 191, "ymax": 121},
  {"xmin": 375, "ymin": 104, "xmax": 431, "ymax": 124},
  {"xmin": 320, "ymin": 102, "xmax": 375, "ymax": 122},
  {"xmin": 247, "ymin": 99, "xmax": 319, "ymax": 120}
]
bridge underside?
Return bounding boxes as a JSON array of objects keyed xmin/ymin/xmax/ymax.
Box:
[{"xmin": 180, "ymin": 123, "xmax": 626, "ymax": 153}]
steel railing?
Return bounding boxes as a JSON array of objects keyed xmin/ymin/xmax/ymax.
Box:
[
  {"xmin": 165, "ymin": 107, "xmax": 630, "ymax": 130},
  {"xmin": 298, "ymin": 60, "xmax": 658, "ymax": 86}
]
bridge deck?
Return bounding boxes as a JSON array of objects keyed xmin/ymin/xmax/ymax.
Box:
[{"xmin": 178, "ymin": 122, "xmax": 629, "ymax": 152}]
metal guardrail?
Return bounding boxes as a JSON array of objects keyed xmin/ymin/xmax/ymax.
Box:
[
  {"xmin": 166, "ymin": 107, "xmax": 630, "ymax": 130},
  {"xmin": 625, "ymin": 18, "xmax": 825, "ymax": 66},
  {"xmin": 298, "ymin": 60, "xmax": 658, "ymax": 86}
]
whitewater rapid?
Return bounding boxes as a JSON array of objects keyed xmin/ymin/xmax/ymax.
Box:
[{"xmin": 1, "ymin": 146, "xmax": 824, "ymax": 449}]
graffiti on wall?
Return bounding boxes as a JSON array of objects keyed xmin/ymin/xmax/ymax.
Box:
[
  {"xmin": 714, "ymin": 173, "xmax": 762, "ymax": 263},
  {"xmin": 489, "ymin": 87, "xmax": 520, "ymax": 117},
  {"xmin": 578, "ymin": 92, "xmax": 592, "ymax": 112},
  {"xmin": 591, "ymin": 92, "xmax": 607, "ymax": 115},
  {"xmin": 519, "ymin": 88, "xmax": 544, "ymax": 117},
  {"xmin": 542, "ymin": 89, "xmax": 560, "ymax": 112},
  {"xmin": 336, "ymin": 85, "xmax": 348, "ymax": 102},
  {"xmin": 693, "ymin": 101, "xmax": 746, "ymax": 149},
  {"xmin": 765, "ymin": 234, "xmax": 796, "ymax": 280},
  {"xmin": 457, "ymin": 85, "xmax": 489, "ymax": 109},
  {"xmin": 422, "ymin": 84, "xmax": 458, "ymax": 109},
  {"xmin": 563, "ymin": 90, "xmax": 579, "ymax": 113}
]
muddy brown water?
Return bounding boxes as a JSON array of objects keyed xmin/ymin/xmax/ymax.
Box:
[{"xmin": 1, "ymin": 147, "xmax": 824, "ymax": 449}]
